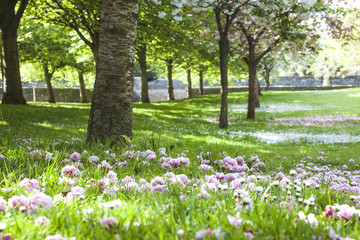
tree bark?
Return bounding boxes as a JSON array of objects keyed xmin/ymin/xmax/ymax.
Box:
[
  {"xmin": 138, "ymin": 43, "xmax": 150, "ymax": 103},
  {"xmin": 199, "ymin": 70, "xmax": 204, "ymax": 96},
  {"xmin": 247, "ymin": 44, "xmax": 258, "ymax": 119},
  {"xmin": 264, "ymin": 64, "xmax": 271, "ymax": 90},
  {"xmin": 256, "ymin": 77, "xmax": 261, "ymax": 108},
  {"xmin": 167, "ymin": 59, "xmax": 175, "ymax": 100},
  {"xmin": 86, "ymin": 0, "xmax": 138, "ymax": 145},
  {"xmin": 42, "ymin": 63, "xmax": 55, "ymax": 103},
  {"xmin": 0, "ymin": 42, "xmax": 4, "ymax": 82},
  {"xmin": 0, "ymin": 0, "xmax": 28, "ymax": 104},
  {"xmin": 78, "ymin": 70, "xmax": 87, "ymax": 103},
  {"xmin": 218, "ymin": 35, "xmax": 229, "ymax": 128},
  {"xmin": 186, "ymin": 69, "xmax": 192, "ymax": 98},
  {"xmin": 0, "ymin": 24, "xmax": 26, "ymax": 104}
]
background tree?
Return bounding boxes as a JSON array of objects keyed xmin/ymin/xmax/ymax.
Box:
[
  {"xmin": 19, "ymin": 23, "xmax": 72, "ymax": 103},
  {"xmin": 232, "ymin": 0, "xmax": 323, "ymax": 119},
  {"xmin": 87, "ymin": 0, "xmax": 139, "ymax": 144},
  {"xmin": 38, "ymin": 0, "xmax": 101, "ymax": 65},
  {"xmin": 0, "ymin": 0, "xmax": 29, "ymax": 104}
]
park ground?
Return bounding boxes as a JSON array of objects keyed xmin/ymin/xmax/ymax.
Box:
[{"xmin": 0, "ymin": 88, "xmax": 360, "ymax": 239}]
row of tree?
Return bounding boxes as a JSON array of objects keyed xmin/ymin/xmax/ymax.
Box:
[{"xmin": 0, "ymin": 0, "xmax": 358, "ymax": 143}]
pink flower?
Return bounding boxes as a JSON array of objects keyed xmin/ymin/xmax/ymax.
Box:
[
  {"xmin": 19, "ymin": 178, "xmax": 40, "ymax": 191},
  {"xmin": 99, "ymin": 199, "xmax": 122, "ymax": 209},
  {"xmin": 35, "ymin": 216, "xmax": 50, "ymax": 226},
  {"xmin": 179, "ymin": 157, "xmax": 190, "ymax": 165},
  {"xmin": 152, "ymin": 185, "xmax": 168, "ymax": 192},
  {"xmin": 146, "ymin": 154, "xmax": 156, "ymax": 161},
  {"xmin": 343, "ymin": 165, "xmax": 348, "ymax": 170},
  {"xmin": 28, "ymin": 192, "xmax": 53, "ymax": 210},
  {"xmin": 151, "ymin": 176, "xmax": 164, "ymax": 185},
  {"xmin": 107, "ymin": 171, "xmax": 118, "ymax": 183},
  {"xmin": 177, "ymin": 229, "xmax": 185, "ymax": 236},
  {"xmin": 61, "ymin": 165, "xmax": 80, "ymax": 178},
  {"xmin": 8, "ymin": 195, "xmax": 28, "ymax": 209},
  {"xmin": 199, "ymin": 164, "xmax": 213, "ymax": 172},
  {"xmin": 227, "ymin": 215, "xmax": 242, "ymax": 228},
  {"xmin": 58, "ymin": 177, "xmax": 75, "ymax": 187},
  {"xmin": 45, "ymin": 234, "xmax": 75, "ymax": 240},
  {"xmin": 0, "ymin": 197, "xmax": 6, "ymax": 211},
  {"xmin": 70, "ymin": 186, "xmax": 85, "ymax": 197},
  {"xmin": 88, "ymin": 156, "xmax": 99, "ymax": 164},
  {"xmin": 170, "ymin": 158, "xmax": 180, "ymax": 167},
  {"xmin": 98, "ymin": 161, "xmax": 112, "ymax": 171},
  {"xmin": 336, "ymin": 205, "xmax": 356, "ymax": 221},
  {"xmin": 100, "ymin": 215, "xmax": 118, "ymax": 229},
  {"xmin": 70, "ymin": 152, "xmax": 81, "ymax": 161}
]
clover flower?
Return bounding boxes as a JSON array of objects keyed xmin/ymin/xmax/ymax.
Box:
[
  {"xmin": 100, "ymin": 215, "xmax": 118, "ymax": 229},
  {"xmin": 88, "ymin": 156, "xmax": 99, "ymax": 164},
  {"xmin": 35, "ymin": 216, "xmax": 50, "ymax": 226},
  {"xmin": 0, "ymin": 197, "xmax": 6, "ymax": 211},
  {"xmin": 61, "ymin": 165, "xmax": 80, "ymax": 178},
  {"xmin": 45, "ymin": 234, "xmax": 76, "ymax": 240},
  {"xmin": 19, "ymin": 178, "xmax": 40, "ymax": 191},
  {"xmin": 70, "ymin": 152, "xmax": 81, "ymax": 161}
]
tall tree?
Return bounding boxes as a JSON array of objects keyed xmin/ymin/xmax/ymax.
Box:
[
  {"xmin": 19, "ymin": 23, "xmax": 71, "ymax": 103},
  {"xmin": 87, "ymin": 0, "xmax": 139, "ymax": 144},
  {"xmin": 0, "ymin": 0, "xmax": 28, "ymax": 104},
  {"xmin": 232, "ymin": 0, "xmax": 324, "ymax": 119},
  {"xmin": 39, "ymin": 0, "xmax": 101, "ymax": 65}
]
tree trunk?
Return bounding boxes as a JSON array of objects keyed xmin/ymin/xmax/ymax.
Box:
[
  {"xmin": 0, "ymin": 42, "xmax": 4, "ymax": 82},
  {"xmin": 218, "ymin": 35, "xmax": 229, "ymax": 128},
  {"xmin": 247, "ymin": 45, "xmax": 258, "ymax": 119},
  {"xmin": 186, "ymin": 69, "xmax": 192, "ymax": 98},
  {"xmin": 167, "ymin": 59, "xmax": 175, "ymax": 100},
  {"xmin": 138, "ymin": 43, "xmax": 150, "ymax": 103},
  {"xmin": 42, "ymin": 63, "xmax": 55, "ymax": 103},
  {"xmin": 78, "ymin": 70, "xmax": 87, "ymax": 103},
  {"xmin": 0, "ymin": 0, "xmax": 28, "ymax": 104},
  {"xmin": 257, "ymin": 78, "xmax": 262, "ymax": 96},
  {"xmin": 265, "ymin": 64, "xmax": 270, "ymax": 90},
  {"xmin": 0, "ymin": 26, "xmax": 26, "ymax": 104},
  {"xmin": 86, "ymin": 0, "xmax": 138, "ymax": 145},
  {"xmin": 199, "ymin": 70, "xmax": 204, "ymax": 96},
  {"xmin": 256, "ymin": 77, "xmax": 261, "ymax": 108}
]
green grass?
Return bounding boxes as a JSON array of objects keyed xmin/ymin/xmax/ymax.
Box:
[{"xmin": 0, "ymin": 88, "xmax": 360, "ymax": 239}]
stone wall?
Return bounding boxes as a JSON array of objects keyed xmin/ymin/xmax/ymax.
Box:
[
  {"xmin": 0, "ymin": 88, "xmax": 93, "ymax": 103},
  {"xmin": 1, "ymin": 75, "xmax": 359, "ymax": 103}
]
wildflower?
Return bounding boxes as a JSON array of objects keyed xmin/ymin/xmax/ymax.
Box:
[
  {"xmin": 58, "ymin": 177, "xmax": 75, "ymax": 187},
  {"xmin": 199, "ymin": 164, "xmax": 213, "ymax": 172},
  {"xmin": 100, "ymin": 215, "xmax": 118, "ymax": 229},
  {"xmin": 151, "ymin": 176, "xmax": 165, "ymax": 185},
  {"xmin": 61, "ymin": 165, "xmax": 80, "ymax": 178},
  {"xmin": 177, "ymin": 229, "xmax": 185, "ymax": 236},
  {"xmin": 227, "ymin": 215, "xmax": 242, "ymax": 228},
  {"xmin": 45, "ymin": 234, "xmax": 76, "ymax": 240},
  {"xmin": 19, "ymin": 178, "xmax": 40, "ymax": 191},
  {"xmin": 88, "ymin": 156, "xmax": 99, "ymax": 164},
  {"xmin": 0, "ymin": 197, "xmax": 6, "ymax": 211},
  {"xmin": 28, "ymin": 192, "xmax": 53, "ymax": 211},
  {"xmin": 98, "ymin": 161, "xmax": 112, "ymax": 171},
  {"xmin": 35, "ymin": 216, "xmax": 50, "ymax": 226},
  {"xmin": 70, "ymin": 152, "xmax": 81, "ymax": 161},
  {"xmin": 99, "ymin": 199, "xmax": 122, "ymax": 209}
]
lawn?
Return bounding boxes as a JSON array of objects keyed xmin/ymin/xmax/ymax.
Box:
[{"xmin": 0, "ymin": 88, "xmax": 359, "ymax": 239}]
